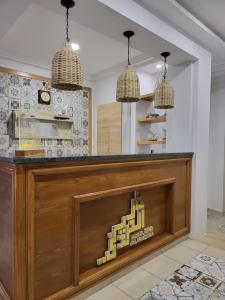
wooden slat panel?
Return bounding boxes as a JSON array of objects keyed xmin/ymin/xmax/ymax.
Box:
[{"xmin": 97, "ymin": 102, "xmax": 122, "ymax": 154}]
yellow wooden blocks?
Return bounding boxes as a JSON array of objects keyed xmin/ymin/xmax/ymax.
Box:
[{"xmin": 96, "ymin": 192, "xmax": 154, "ymax": 266}]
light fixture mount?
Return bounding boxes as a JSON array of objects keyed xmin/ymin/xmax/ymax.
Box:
[
  {"xmin": 61, "ymin": 0, "xmax": 75, "ymax": 9},
  {"xmin": 123, "ymin": 30, "xmax": 135, "ymax": 39},
  {"xmin": 123, "ymin": 31, "xmax": 134, "ymax": 65},
  {"xmin": 161, "ymin": 52, "xmax": 170, "ymax": 80},
  {"xmin": 161, "ymin": 52, "xmax": 170, "ymax": 59}
]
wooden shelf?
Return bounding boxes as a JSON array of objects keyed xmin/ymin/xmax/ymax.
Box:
[
  {"xmin": 138, "ymin": 115, "xmax": 166, "ymax": 123},
  {"xmin": 137, "ymin": 140, "xmax": 166, "ymax": 145},
  {"xmin": 140, "ymin": 92, "xmax": 154, "ymax": 102}
]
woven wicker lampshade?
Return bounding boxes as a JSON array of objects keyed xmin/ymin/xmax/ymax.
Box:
[
  {"xmin": 51, "ymin": 0, "xmax": 83, "ymax": 91},
  {"xmin": 154, "ymin": 52, "xmax": 174, "ymax": 109},
  {"xmin": 154, "ymin": 79, "xmax": 174, "ymax": 109},
  {"xmin": 116, "ymin": 31, "xmax": 140, "ymax": 103},
  {"xmin": 52, "ymin": 42, "xmax": 83, "ymax": 91},
  {"xmin": 116, "ymin": 65, "xmax": 140, "ymax": 102}
]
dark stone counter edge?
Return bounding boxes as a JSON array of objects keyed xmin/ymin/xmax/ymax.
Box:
[{"xmin": 0, "ymin": 152, "xmax": 194, "ymax": 164}]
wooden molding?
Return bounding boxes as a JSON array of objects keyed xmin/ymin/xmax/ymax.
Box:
[
  {"xmin": 31, "ymin": 157, "xmax": 190, "ymax": 176},
  {"xmin": 14, "ymin": 165, "xmax": 26, "ymax": 300},
  {"xmin": 74, "ymin": 178, "xmax": 176, "ymax": 203},
  {"xmin": 0, "ymin": 66, "xmax": 50, "ymax": 82}
]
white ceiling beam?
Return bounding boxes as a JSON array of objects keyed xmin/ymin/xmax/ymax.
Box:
[{"xmin": 136, "ymin": 0, "xmax": 225, "ymax": 66}]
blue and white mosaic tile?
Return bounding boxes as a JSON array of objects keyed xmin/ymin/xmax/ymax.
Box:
[
  {"xmin": 0, "ymin": 71, "xmax": 90, "ymax": 156},
  {"xmin": 195, "ymin": 254, "xmax": 216, "ymax": 265},
  {"xmin": 139, "ymin": 253, "xmax": 225, "ymax": 300}
]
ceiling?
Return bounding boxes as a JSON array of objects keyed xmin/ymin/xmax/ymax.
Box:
[
  {"xmin": 0, "ymin": 0, "xmax": 195, "ymax": 80},
  {"xmin": 176, "ymin": 0, "xmax": 225, "ymax": 41},
  {"xmin": 138, "ymin": 0, "xmax": 225, "ymax": 68},
  {"xmin": 0, "ymin": 1, "xmax": 140, "ymax": 76}
]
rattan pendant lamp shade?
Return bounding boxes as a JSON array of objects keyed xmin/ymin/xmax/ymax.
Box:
[
  {"xmin": 116, "ymin": 31, "xmax": 140, "ymax": 103},
  {"xmin": 154, "ymin": 52, "xmax": 174, "ymax": 109},
  {"xmin": 51, "ymin": 0, "xmax": 83, "ymax": 91}
]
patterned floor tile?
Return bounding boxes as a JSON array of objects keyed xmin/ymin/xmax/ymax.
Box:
[
  {"xmin": 139, "ymin": 290, "xmax": 164, "ymax": 300},
  {"xmin": 195, "ymin": 274, "xmax": 221, "ymax": 290},
  {"xmin": 182, "ymin": 282, "xmax": 213, "ymax": 300},
  {"xmin": 217, "ymin": 224, "xmax": 225, "ymax": 234},
  {"xmin": 175, "ymin": 265, "xmax": 202, "ymax": 280},
  {"xmin": 167, "ymin": 273, "xmax": 190, "ymax": 289},
  {"xmin": 151, "ymin": 281, "xmax": 182, "ymax": 299},
  {"xmin": 195, "ymin": 254, "xmax": 216, "ymax": 265},
  {"xmin": 216, "ymin": 282, "xmax": 225, "ymax": 296},
  {"xmin": 214, "ymin": 260, "xmax": 225, "ymax": 275},
  {"xmin": 176, "ymin": 291, "xmax": 196, "ymax": 299},
  {"xmin": 208, "ymin": 290, "xmax": 225, "ymax": 300},
  {"xmin": 188, "ymin": 259, "xmax": 225, "ymax": 281}
]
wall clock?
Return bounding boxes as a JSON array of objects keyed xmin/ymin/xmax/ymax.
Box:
[{"xmin": 38, "ymin": 82, "xmax": 51, "ymax": 105}]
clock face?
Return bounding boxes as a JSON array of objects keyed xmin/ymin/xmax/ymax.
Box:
[
  {"xmin": 38, "ymin": 90, "xmax": 51, "ymax": 105},
  {"xmin": 41, "ymin": 91, "xmax": 50, "ymax": 102}
]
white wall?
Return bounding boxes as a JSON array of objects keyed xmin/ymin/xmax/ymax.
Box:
[
  {"xmin": 99, "ymin": 0, "xmax": 212, "ymax": 239},
  {"xmin": 166, "ymin": 64, "xmax": 193, "ymax": 152},
  {"xmin": 92, "ymin": 69, "xmax": 158, "ymax": 154},
  {"xmin": 136, "ymin": 66, "xmax": 193, "ymax": 154},
  {"xmin": 208, "ymin": 76, "xmax": 225, "ymax": 212},
  {"xmin": 92, "ymin": 65, "xmax": 193, "ymax": 155},
  {"xmin": 138, "ymin": 70, "xmax": 157, "ymax": 94},
  {"xmin": 92, "ymin": 72, "xmax": 117, "ymax": 154}
]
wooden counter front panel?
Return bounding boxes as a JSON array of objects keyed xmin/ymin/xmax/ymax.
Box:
[
  {"xmin": 27, "ymin": 158, "xmax": 191, "ymax": 299},
  {"xmin": 80, "ymin": 186, "xmax": 168, "ymax": 274}
]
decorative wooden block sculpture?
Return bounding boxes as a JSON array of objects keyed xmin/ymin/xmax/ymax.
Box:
[{"xmin": 97, "ymin": 191, "xmax": 154, "ymax": 266}]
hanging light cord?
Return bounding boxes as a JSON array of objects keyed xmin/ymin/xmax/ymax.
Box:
[
  {"xmin": 128, "ymin": 37, "xmax": 131, "ymax": 65},
  {"xmin": 66, "ymin": 7, "xmax": 70, "ymax": 42},
  {"xmin": 163, "ymin": 56, "xmax": 167, "ymax": 80}
]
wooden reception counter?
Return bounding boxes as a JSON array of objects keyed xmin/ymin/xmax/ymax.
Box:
[{"xmin": 0, "ymin": 153, "xmax": 193, "ymax": 300}]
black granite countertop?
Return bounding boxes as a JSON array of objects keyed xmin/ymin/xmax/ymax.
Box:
[{"xmin": 0, "ymin": 152, "xmax": 193, "ymax": 164}]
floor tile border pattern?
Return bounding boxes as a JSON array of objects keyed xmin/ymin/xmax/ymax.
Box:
[{"xmin": 140, "ymin": 250, "xmax": 225, "ymax": 300}]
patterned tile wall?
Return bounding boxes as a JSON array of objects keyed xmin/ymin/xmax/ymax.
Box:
[{"xmin": 0, "ymin": 71, "xmax": 90, "ymax": 157}]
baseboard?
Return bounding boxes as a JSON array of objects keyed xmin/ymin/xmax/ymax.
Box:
[{"xmin": 207, "ymin": 208, "xmax": 225, "ymax": 217}]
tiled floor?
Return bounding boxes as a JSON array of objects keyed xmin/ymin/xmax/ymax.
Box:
[
  {"xmin": 72, "ymin": 212, "xmax": 225, "ymax": 300},
  {"xmin": 207, "ymin": 210, "xmax": 225, "ymax": 239}
]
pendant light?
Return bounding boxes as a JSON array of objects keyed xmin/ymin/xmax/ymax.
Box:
[
  {"xmin": 116, "ymin": 31, "xmax": 140, "ymax": 103},
  {"xmin": 154, "ymin": 52, "xmax": 174, "ymax": 109},
  {"xmin": 51, "ymin": 0, "xmax": 83, "ymax": 91}
]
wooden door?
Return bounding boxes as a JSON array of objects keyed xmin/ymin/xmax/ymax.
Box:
[{"xmin": 97, "ymin": 102, "xmax": 122, "ymax": 154}]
